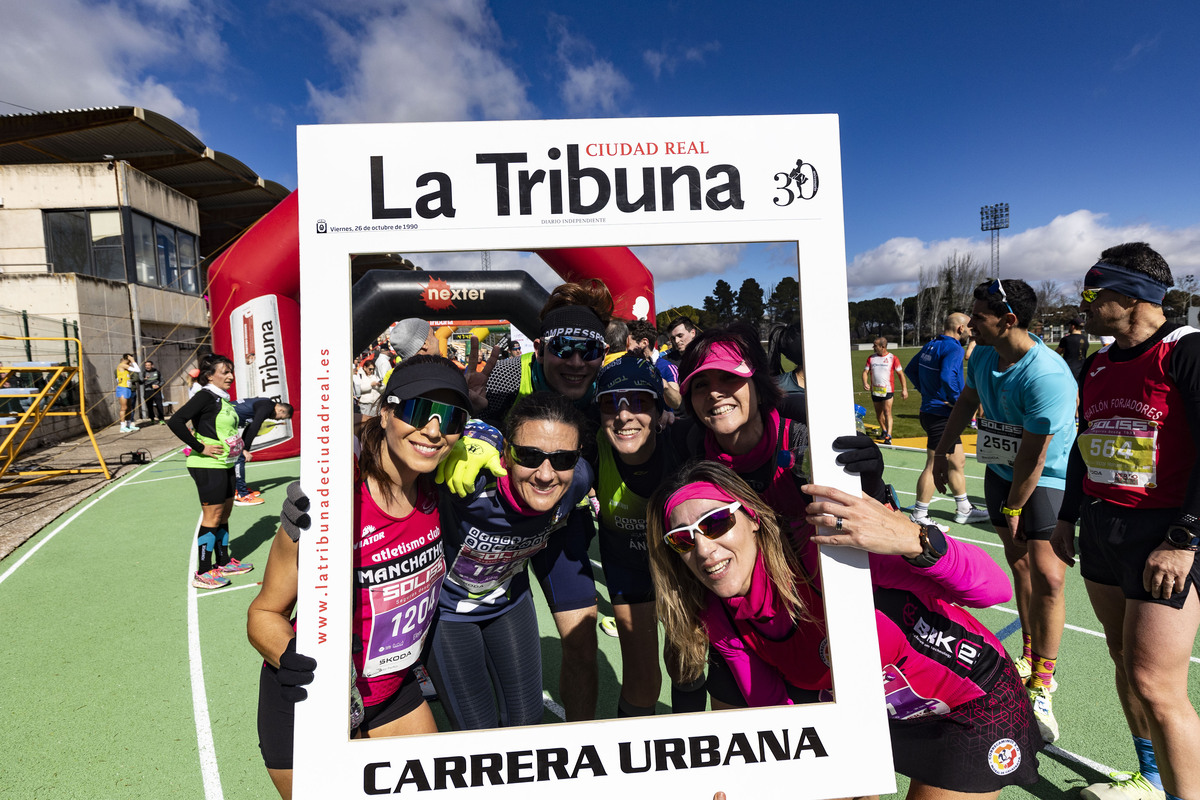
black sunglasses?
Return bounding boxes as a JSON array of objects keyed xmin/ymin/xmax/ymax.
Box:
[
  {"xmin": 507, "ymin": 443, "xmax": 581, "ymax": 471},
  {"xmin": 545, "ymin": 335, "xmax": 605, "ymax": 362}
]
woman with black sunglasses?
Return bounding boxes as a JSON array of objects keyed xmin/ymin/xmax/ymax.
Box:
[
  {"xmin": 422, "ymin": 391, "xmax": 595, "ymax": 731},
  {"xmin": 248, "ymin": 356, "xmax": 470, "ymax": 800},
  {"xmin": 647, "ymin": 461, "xmax": 1043, "ymax": 799}
]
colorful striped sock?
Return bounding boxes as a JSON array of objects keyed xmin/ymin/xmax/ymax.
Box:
[{"xmin": 1030, "ymin": 652, "xmax": 1056, "ymax": 690}]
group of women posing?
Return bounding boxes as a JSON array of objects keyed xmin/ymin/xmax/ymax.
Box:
[{"xmin": 245, "ymin": 295, "xmax": 1042, "ymax": 800}]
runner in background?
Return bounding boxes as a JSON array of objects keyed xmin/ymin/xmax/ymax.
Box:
[
  {"xmin": 933, "ymin": 278, "xmax": 1077, "ymax": 744},
  {"xmin": 1051, "ymin": 243, "xmax": 1200, "ymax": 800},
  {"xmin": 904, "ymin": 315, "xmax": 989, "ymax": 527},
  {"xmin": 862, "ymin": 336, "xmax": 908, "ymax": 444},
  {"xmin": 1056, "ymin": 316, "xmax": 1089, "ymax": 381}
]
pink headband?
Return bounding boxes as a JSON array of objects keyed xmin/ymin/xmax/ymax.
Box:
[{"xmin": 664, "ymin": 481, "xmax": 757, "ymax": 524}]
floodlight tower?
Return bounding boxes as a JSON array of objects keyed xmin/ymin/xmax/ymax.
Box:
[{"xmin": 980, "ymin": 203, "xmax": 1010, "ymax": 274}]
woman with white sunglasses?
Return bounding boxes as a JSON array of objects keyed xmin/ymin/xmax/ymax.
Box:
[{"xmin": 647, "ymin": 460, "xmax": 1042, "ymax": 800}]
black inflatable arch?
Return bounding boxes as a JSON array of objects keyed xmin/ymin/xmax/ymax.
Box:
[{"xmin": 352, "ymin": 270, "xmax": 550, "ymax": 356}]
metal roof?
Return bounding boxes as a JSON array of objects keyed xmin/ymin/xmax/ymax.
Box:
[{"xmin": 0, "ymin": 106, "xmax": 291, "ymax": 258}]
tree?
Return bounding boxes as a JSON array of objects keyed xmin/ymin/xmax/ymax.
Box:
[
  {"xmin": 656, "ymin": 305, "xmax": 703, "ymax": 334},
  {"xmin": 893, "ymin": 299, "xmax": 905, "ymax": 347},
  {"xmin": 943, "ymin": 251, "xmax": 988, "ymax": 315},
  {"xmin": 735, "ymin": 278, "xmax": 765, "ymax": 329},
  {"xmin": 704, "ymin": 279, "xmax": 737, "ymax": 323},
  {"xmin": 766, "ymin": 276, "xmax": 800, "ymax": 323}
]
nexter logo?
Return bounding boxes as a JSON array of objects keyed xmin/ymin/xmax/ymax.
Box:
[{"xmin": 420, "ymin": 277, "xmax": 487, "ymax": 311}]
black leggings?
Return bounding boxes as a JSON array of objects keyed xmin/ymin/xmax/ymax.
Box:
[{"xmin": 424, "ymin": 592, "xmax": 544, "ymax": 730}]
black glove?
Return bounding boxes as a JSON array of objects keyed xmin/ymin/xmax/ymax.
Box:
[
  {"xmin": 277, "ymin": 638, "xmax": 317, "ymax": 702},
  {"xmin": 833, "ymin": 434, "xmax": 888, "ymax": 505},
  {"xmin": 280, "ymin": 481, "xmax": 311, "ymax": 542}
]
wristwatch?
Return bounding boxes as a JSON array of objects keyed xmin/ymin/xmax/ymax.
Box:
[
  {"xmin": 1165, "ymin": 525, "xmax": 1200, "ymax": 551},
  {"xmin": 905, "ymin": 524, "xmax": 948, "ymax": 568}
]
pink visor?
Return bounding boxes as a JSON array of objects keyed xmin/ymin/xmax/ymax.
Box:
[{"xmin": 680, "ymin": 341, "xmax": 755, "ymax": 394}]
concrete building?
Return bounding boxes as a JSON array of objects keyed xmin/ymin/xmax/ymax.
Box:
[{"xmin": 0, "ymin": 107, "xmax": 288, "ymax": 443}]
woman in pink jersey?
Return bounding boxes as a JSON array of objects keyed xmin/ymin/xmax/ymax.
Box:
[
  {"xmin": 647, "ymin": 461, "xmax": 1042, "ymax": 798},
  {"xmin": 248, "ymin": 356, "xmax": 470, "ymax": 800}
]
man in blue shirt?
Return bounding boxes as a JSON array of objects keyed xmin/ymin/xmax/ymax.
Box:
[
  {"xmin": 904, "ymin": 313, "xmax": 988, "ymax": 526},
  {"xmin": 933, "ymin": 278, "xmax": 1077, "ymax": 745}
]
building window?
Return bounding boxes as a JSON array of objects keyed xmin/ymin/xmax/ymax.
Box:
[{"xmin": 45, "ymin": 209, "xmax": 200, "ymax": 294}]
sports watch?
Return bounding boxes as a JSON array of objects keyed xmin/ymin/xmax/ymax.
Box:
[
  {"xmin": 1165, "ymin": 515, "xmax": 1200, "ymax": 551},
  {"xmin": 905, "ymin": 524, "xmax": 948, "ymax": 568}
]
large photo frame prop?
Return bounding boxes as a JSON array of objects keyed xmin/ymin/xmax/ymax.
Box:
[{"xmin": 295, "ymin": 114, "xmax": 894, "ymax": 799}]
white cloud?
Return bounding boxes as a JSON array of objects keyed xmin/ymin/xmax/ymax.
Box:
[
  {"xmin": 549, "ymin": 15, "xmax": 630, "ymax": 115},
  {"xmin": 307, "ymin": 0, "xmax": 534, "ymax": 123},
  {"xmin": 846, "ymin": 210, "xmax": 1200, "ymax": 300},
  {"xmin": 0, "ymin": 0, "xmax": 221, "ymax": 131},
  {"xmin": 643, "ymin": 41, "xmax": 720, "ymax": 79},
  {"xmin": 632, "ymin": 243, "xmax": 747, "ymax": 282}
]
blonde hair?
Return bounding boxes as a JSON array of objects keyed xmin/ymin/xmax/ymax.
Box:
[{"xmin": 646, "ymin": 460, "xmax": 810, "ymax": 683}]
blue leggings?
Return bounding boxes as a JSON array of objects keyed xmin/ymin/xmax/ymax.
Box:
[{"xmin": 424, "ymin": 592, "xmax": 543, "ymax": 730}]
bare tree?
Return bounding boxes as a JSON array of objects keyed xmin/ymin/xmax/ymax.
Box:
[
  {"xmin": 943, "ymin": 251, "xmax": 988, "ymax": 314},
  {"xmin": 893, "ymin": 299, "xmax": 905, "ymax": 347},
  {"xmin": 921, "ymin": 264, "xmax": 946, "ymax": 340},
  {"xmin": 1034, "ymin": 280, "xmax": 1063, "ymax": 319}
]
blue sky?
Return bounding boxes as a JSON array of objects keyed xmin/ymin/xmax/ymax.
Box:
[{"xmin": 3, "ymin": 0, "xmax": 1199, "ymax": 310}]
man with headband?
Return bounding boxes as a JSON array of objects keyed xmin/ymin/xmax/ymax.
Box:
[
  {"xmin": 931, "ymin": 277, "xmax": 1077, "ymax": 744},
  {"xmin": 1049, "ymin": 243, "xmax": 1200, "ymax": 800}
]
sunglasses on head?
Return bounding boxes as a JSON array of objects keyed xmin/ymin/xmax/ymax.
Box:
[
  {"xmin": 507, "ymin": 443, "xmax": 581, "ymax": 471},
  {"xmin": 598, "ymin": 390, "xmax": 656, "ymax": 415},
  {"xmin": 1081, "ymin": 288, "xmax": 1100, "ymax": 303},
  {"xmin": 390, "ymin": 397, "xmax": 469, "ymax": 436},
  {"xmin": 987, "ymin": 279, "xmax": 1016, "ymax": 317},
  {"xmin": 545, "ymin": 335, "xmax": 606, "ymax": 362},
  {"xmin": 663, "ymin": 500, "xmax": 742, "ymax": 554}
]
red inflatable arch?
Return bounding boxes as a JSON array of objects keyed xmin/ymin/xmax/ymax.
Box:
[{"xmin": 205, "ymin": 190, "xmax": 657, "ymax": 462}]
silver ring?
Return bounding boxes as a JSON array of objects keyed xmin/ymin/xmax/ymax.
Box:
[{"xmin": 835, "ymin": 516, "xmax": 844, "ymax": 532}]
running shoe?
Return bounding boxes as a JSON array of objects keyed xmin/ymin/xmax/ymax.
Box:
[
  {"xmin": 1028, "ymin": 685, "xmax": 1059, "ymax": 742},
  {"xmin": 217, "ymin": 558, "xmax": 254, "ymax": 576},
  {"xmin": 1013, "ymin": 655, "xmax": 1058, "ymax": 692},
  {"xmin": 883, "ymin": 434, "xmax": 892, "ymax": 445},
  {"xmin": 234, "ymin": 492, "xmax": 265, "ymax": 506},
  {"xmin": 954, "ymin": 506, "xmax": 990, "ymax": 525},
  {"xmin": 1080, "ymin": 772, "xmax": 1165, "ymax": 800},
  {"xmin": 191, "ymin": 569, "xmax": 231, "ymax": 589},
  {"xmin": 599, "ymin": 615, "xmax": 619, "ymax": 638}
]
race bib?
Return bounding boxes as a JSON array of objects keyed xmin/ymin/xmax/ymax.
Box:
[
  {"xmin": 882, "ymin": 663, "xmax": 949, "ymax": 720},
  {"xmin": 1078, "ymin": 417, "xmax": 1158, "ymax": 488},
  {"xmin": 362, "ymin": 558, "xmax": 445, "ymax": 678},
  {"xmin": 223, "ymin": 435, "xmax": 245, "ymax": 460},
  {"xmin": 871, "ymin": 385, "xmax": 889, "ymax": 398},
  {"xmin": 976, "ymin": 418, "xmax": 1022, "ymax": 466},
  {"xmin": 450, "ymin": 540, "xmax": 546, "ymax": 595}
]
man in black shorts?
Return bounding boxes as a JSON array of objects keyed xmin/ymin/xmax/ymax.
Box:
[
  {"xmin": 904, "ymin": 313, "xmax": 988, "ymax": 526},
  {"xmin": 1050, "ymin": 243, "xmax": 1200, "ymax": 800},
  {"xmin": 933, "ymin": 279, "xmax": 1077, "ymax": 744}
]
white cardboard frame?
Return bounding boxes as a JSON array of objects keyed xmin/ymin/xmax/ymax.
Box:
[{"xmin": 295, "ymin": 114, "xmax": 895, "ymax": 799}]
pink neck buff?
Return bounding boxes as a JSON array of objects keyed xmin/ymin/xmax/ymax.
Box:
[
  {"xmin": 704, "ymin": 406, "xmax": 781, "ymax": 472},
  {"xmin": 497, "ymin": 474, "xmax": 542, "ymax": 516},
  {"xmin": 724, "ymin": 551, "xmax": 783, "ymax": 623}
]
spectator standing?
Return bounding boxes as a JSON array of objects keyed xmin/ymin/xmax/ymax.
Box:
[
  {"xmin": 933, "ymin": 279, "xmax": 1077, "ymax": 744},
  {"xmin": 904, "ymin": 314, "xmax": 988, "ymax": 526},
  {"xmin": 862, "ymin": 337, "xmax": 908, "ymax": 444},
  {"xmin": 627, "ymin": 319, "xmax": 682, "ymax": 411},
  {"xmin": 1056, "ymin": 317, "xmax": 1089, "ymax": 380},
  {"xmin": 663, "ymin": 316, "xmax": 698, "ymax": 366},
  {"xmin": 1050, "ymin": 243, "xmax": 1200, "ymax": 800},
  {"xmin": 354, "ymin": 359, "xmax": 383, "ymax": 417},
  {"xmin": 231, "ymin": 398, "xmax": 294, "ymax": 505},
  {"xmin": 142, "ymin": 359, "xmax": 166, "ymax": 423}
]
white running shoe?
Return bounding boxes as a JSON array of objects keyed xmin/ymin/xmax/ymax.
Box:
[
  {"xmin": 1028, "ymin": 686, "xmax": 1059, "ymax": 742},
  {"xmin": 1080, "ymin": 772, "xmax": 1165, "ymax": 800},
  {"xmin": 954, "ymin": 506, "xmax": 990, "ymax": 524}
]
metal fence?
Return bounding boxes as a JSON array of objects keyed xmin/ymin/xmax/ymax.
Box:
[{"xmin": 0, "ymin": 306, "xmax": 80, "ymax": 367}]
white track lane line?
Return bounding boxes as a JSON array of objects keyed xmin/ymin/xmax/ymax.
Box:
[
  {"xmin": 0, "ymin": 453, "xmax": 168, "ymax": 587},
  {"xmin": 987, "ymin": 604, "xmax": 1200, "ymax": 665},
  {"xmin": 885, "ymin": 464, "xmax": 986, "ymax": 481},
  {"xmin": 187, "ymin": 515, "xmax": 224, "ymax": 800}
]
